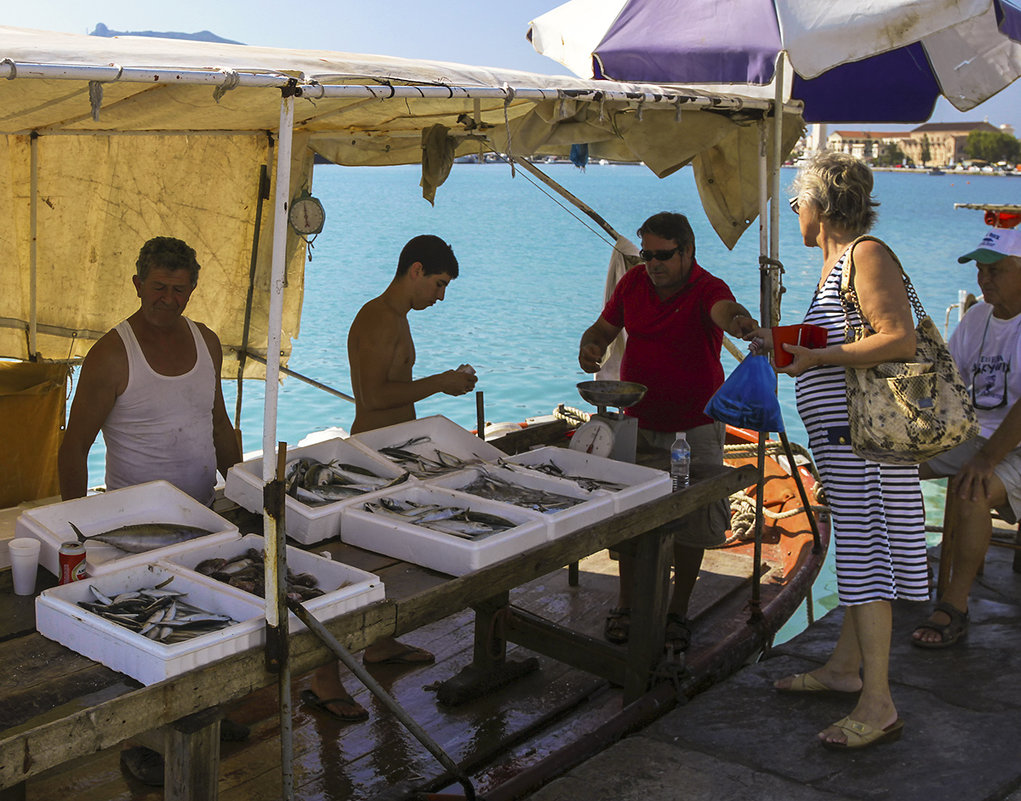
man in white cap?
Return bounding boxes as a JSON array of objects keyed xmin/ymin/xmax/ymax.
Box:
[{"xmin": 913, "ymin": 227, "xmax": 1021, "ymax": 648}]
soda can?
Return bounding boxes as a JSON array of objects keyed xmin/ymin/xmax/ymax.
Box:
[{"xmin": 59, "ymin": 541, "xmax": 87, "ymax": 584}]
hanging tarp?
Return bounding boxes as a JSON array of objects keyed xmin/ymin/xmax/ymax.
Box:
[
  {"xmin": 0, "ymin": 362, "xmax": 69, "ymax": 506},
  {"xmin": 0, "ymin": 25, "xmax": 805, "ymax": 369}
]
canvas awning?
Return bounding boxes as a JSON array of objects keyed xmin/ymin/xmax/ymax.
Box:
[{"xmin": 0, "ymin": 26, "xmax": 804, "ymax": 372}]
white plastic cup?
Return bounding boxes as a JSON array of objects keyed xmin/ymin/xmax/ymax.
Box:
[{"xmin": 9, "ymin": 538, "xmax": 42, "ymax": 596}]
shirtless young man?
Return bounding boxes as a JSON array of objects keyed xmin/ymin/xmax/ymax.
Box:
[{"xmin": 306, "ymin": 234, "xmax": 477, "ymax": 722}]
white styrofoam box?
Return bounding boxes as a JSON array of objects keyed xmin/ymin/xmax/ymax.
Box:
[
  {"xmin": 224, "ymin": 436, "xmax": 405, "ymax": 545},
  {"xmin": 162, "ymin": 532, "xmax": 385, "ymax": 630},
  {"xmin": 16, "ymin": 481, "xmax": 239, "ymax": 577},
  {"xmin": 426, "ymin": 464, "xmax": 616, "ymax": 540},
  {"xmin": 351, "ymin": 415, "xmax": 505, "ymax": 477},
  {"xmin": 340, "ymin": 484, "xmax": 548, "ymax": 576},
  {"xmin": 504, "ymin": 446, "xmax": 672, "ymax": 514},
  {"xmin": 35, "ymin": 562, "xmax": 265, "ymax": 686}
]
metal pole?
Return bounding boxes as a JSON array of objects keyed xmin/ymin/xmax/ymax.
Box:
[
  {"xmin": 288, "ymin": 600, "xmax": 477, "ymax": 801},
  {"xmin": 29, "ymin": 132, "xmax": 38, "ymax": 359},
  {"xmin": 265, "ymin": 84, "xmax": 297, "ymax": 801}
]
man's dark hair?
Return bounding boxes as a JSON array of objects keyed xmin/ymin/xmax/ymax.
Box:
[
  {"xmin": 637, "ymin": 212, "xmax": 696, "ymax": 259},
  {"xmin": 396, "ymin": 234, "xmax": 459, "ymax": 278},
  {"xmin": 136, "ymin": 237, "xmax": 201, "ymax": 285}
]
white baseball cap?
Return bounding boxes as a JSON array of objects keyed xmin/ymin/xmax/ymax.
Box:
[{"xmin": 958, "ymin": 228, "xmax": 1021, "ymax": 264}]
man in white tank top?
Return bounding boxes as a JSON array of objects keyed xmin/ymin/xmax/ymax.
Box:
[
  {"xmin": 57, "ymin": 236, "xmax": 243, "ymax": 785},
  {"xmin": 58, "ymin": 236, "xmax": 239, "ymax": 504}
]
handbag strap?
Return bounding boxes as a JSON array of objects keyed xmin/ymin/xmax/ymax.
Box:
[{"xmin": 839, "ymin": 235, "xmax": 928, "ymax": 330}]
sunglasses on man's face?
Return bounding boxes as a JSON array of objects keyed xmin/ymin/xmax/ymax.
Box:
[
  {"xmin": 788, "ymin": 197, "xmax": 800, "ymax": 214},
  {"xmin": 639, "ymin": 247, "xmax": 679, "ymax": 262}
]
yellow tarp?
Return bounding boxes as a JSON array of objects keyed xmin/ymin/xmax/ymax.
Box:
[{"xmin": 0, "ymin": 362, "xmax": 69, "ymax": 506}]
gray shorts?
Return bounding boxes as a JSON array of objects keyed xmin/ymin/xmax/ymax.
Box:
[
  {"xmin": 637, "ymin": 422, "xmax": 729, "ymax": 547},
  {"xmin": 924, "ymin": 437, "xmax": 1021, "ymax": 524}
]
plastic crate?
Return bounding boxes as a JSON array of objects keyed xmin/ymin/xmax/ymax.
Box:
[
  {"xmin": 35, "ymin": 562, "xmax": 264, "ymax": 686},
  {"xmin": 224, "ymin": 437, "xmax": 404, "ymax": 545},
  {"xmin": 351, "ymin": 415, "xmax": 505, "ymax": 477},
  {"xmin": 16, "ymin": 481, "xmax": 238, "ymax": 577},
  {"xmin": 425, "ymin": 463, "xmax": 616, "ymax": 540},
  {"xmin": 163, "ymin": 533, "xmax": 384, "ymax": 630},
  {"xmin": 504, "ymin": 446, "xmax": 672, "ymax": 513},
  {"xmin": 340, "ymin": 484, "xmax": 548, "ymax": 576}
]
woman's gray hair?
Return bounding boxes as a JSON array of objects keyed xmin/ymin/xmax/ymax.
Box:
[{"xmin": 792, "ymin": 151, "xmax": 879, "ymax": 235}]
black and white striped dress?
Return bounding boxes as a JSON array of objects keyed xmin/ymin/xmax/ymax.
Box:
[{"xmin": 795, "ymin": 251, "xmax": 929, "ymax": 605}]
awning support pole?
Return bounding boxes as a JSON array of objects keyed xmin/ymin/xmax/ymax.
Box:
[
  {"xmin": 265, "ymin": 83, "xmax": 296, "ymax": 801},
  {"xmin": 29, "ymin": 132, "xmax": 38, "ymax": 360}
]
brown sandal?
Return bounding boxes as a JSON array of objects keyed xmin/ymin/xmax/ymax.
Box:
[
  {"xmin": 604, "ymin": 608, "xmax": 630, "ymax": 644},
  {"xmin": 911, "ymin": 600, "xmax": 968, "ymax": 649}
]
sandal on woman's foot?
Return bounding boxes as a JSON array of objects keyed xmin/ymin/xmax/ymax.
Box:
[
  {"xmin": 604, "ymin": 608, "xmax": 630, "ymax": 644},
  {"xmin": 664, "ymin": 612, "xmax": 692, "ymax": 652},
  {"xmin": 911, "ymin": 600, "xmax": 968, "ymax": 649},
  {"xmin": 820, "ymin": 717, "xmax": 904, "ymax": 750}
]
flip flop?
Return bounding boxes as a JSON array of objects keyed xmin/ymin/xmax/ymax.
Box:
[
  {"xmin": 775, "ymin": 672, "xmax": 860, "ymax": 695},
  {"xmin": 820, "ymin": 717, "xmax": 904, "ymax": 750},
  {"xmin": 362, "ymin": 643, "xmax": 435, "ymax": 666},
  {"xmin": 300, "ymin": 689, "xmax": 369, "ymax": 722}
]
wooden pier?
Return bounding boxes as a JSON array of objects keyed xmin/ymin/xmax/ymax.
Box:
[{"xmin": 525, "ymin": 543, "xmax": 1021, "ymax": 801}]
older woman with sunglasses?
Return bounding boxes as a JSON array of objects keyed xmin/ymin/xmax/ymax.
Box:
[
  {"xmin": 749, "ymin": 152, "xmax": 928, "ymax": 750},
  {"xmin": 913, "ymin": 227, "xmax": 1021, "ymax": 648}
]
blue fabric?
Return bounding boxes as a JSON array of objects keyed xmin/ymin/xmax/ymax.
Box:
[
  {"xmin": 704, "ymin": 355, "xmax": 785, "ymax": 433},
  {"xmin": 995, "ymin": 0, "xmax": 1021, "ymax": 42},
  {"xmin": 793, "ymin": 44, "xmax": 941, "ymax": 123},
  {"xmin": 569, "ymin": 143, "xmax": 589, "ymax": 169},
  {"xmin": 593, "ymin": 0, "xmax": 781, "ymax": 84}
]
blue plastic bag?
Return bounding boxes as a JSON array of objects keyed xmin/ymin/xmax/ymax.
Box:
[{"xmin": 704, "ymin": 355, "xmax": 784, "ymax": 433}]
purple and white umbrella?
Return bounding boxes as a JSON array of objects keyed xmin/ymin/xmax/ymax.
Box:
[{"xmin": 528, "ymin": 0, "xmax": 1021, "ymax": 122}]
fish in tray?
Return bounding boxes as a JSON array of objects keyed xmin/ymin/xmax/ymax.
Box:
[
  {"xmin": 77, "ymin": 577, "xmax": 238, "ymax": 643},
  {"xmin": 194, "ymin": 547, "xmax": 333, "ymax": 602},
  {"xmin": 363, "ymin": 497, "xmax": 516, "ymax": 541},
  {"xmin": 377, "ymin": 435, "xmax": 478, "ymax": 478},
  {"xmin": 285, "ymin": 456, "xmax": 408, "ymax": 506},
  {"xmin": 456, "ymin": 467, "xmax": 585, "ymax": 512},
  {"xmin": 69, "ymin": 521, "xmax": 216, "ymax": 553},
  {"xmin": 498, "ymin": 458, "xmax": 629, "ymax": 493}
]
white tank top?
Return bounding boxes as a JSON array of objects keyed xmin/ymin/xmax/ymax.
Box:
[{"xmin": 102, "ymin": 317, "xmax": 217, "ymax": 505}]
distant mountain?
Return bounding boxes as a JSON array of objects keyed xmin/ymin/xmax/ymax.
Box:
[{"xmin": 89, "ymin": 22, "xmax": 244, "ymax": 45}]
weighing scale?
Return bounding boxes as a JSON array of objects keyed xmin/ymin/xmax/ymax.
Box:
[{"xmin": 570, "ymin": 380, "xmax": 647, "ymax": 463}]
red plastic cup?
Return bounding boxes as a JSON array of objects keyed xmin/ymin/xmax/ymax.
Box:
[{"xmin": 771, "ymin": 324, "xmax": 827, "ymax": 367}]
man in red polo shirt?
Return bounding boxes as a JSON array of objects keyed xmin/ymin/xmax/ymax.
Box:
[{"xmin": 578, "ymin": 211, "xmax": 758, "ymax": 654}]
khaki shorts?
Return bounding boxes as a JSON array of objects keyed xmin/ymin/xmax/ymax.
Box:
[
  {"xmin": 924, "ymin": 437, "xmax": 1021, "ymax": 524},
  {"xmin": 636, "ymin": 422, "xmax": 729, "ymax": 548}
]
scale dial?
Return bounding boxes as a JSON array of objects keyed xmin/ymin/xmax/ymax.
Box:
[
  {"xmin": 288, "ymin": 189, "xmax": 325, "ymax": 236},
  {"xmin": 569, "ymin": 418, "xmax": 614, "ymax": 457}
]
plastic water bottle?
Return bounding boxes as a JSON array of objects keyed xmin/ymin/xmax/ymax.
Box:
[{"xmin": 670, "ymin": 432, "xmax": 690, "ymax": 491}]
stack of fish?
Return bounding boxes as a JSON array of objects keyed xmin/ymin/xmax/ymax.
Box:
[
  {"xmin": 77, "ymin": 579, "xmax": 238, "ymax": 643},
  {"xmin": 378, "ymin": 435, "xmax": 476, "ymax": 478},
  {"xmin": 195, "ymin": 548, "xmax": 329, "ymax": 602},
  {"xmin": 363, "ymin": 497, "xmax": 516, "ymax": 541},
  {"xmin": 499, "ymin": 459, "xmax": 628, "ymax": 493},
  {"xmin": 285, "ymin": 457, "xmax": 407, "ymax": 506},
  {"xmin": 456, "ymin": 467, "xmax": 585, "ymax": 512}
]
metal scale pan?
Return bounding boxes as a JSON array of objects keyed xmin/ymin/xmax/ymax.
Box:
[{"xmin": 572, "ymin": 381, "xmax": 647, "ymax": 461}]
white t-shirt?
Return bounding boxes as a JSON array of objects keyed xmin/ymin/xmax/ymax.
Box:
[{"xmin": 948, "ymin": 302, "xmax": 1021, "ymax": 438}]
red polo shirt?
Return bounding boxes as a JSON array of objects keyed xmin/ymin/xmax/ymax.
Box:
[{"xmin": 601, "ymin": 260, "xmax": 733, "ymax": 432}]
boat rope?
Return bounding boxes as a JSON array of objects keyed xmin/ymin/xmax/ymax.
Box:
[{"xmin": 553, "ymin": 403, "xmax": 590, "ymax": 425}]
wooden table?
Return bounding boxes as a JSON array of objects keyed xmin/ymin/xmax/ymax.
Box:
[{"xmin": 0, "ymin": 465, "xmax": 753, "ymax": 800}]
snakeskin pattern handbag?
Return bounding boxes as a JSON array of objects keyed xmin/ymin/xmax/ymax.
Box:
[{"xmin": 840, "ymin": 236, "xmax": 978, "ymax": 465}]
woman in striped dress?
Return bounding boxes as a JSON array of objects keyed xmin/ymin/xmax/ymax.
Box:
[{"xmin": 752, "ymin": 152, "xmax": 928, "ymax": 749}]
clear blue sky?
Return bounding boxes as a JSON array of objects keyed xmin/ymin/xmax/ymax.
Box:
[{"xmin": 5, "ymin": 0, "xmax": 1021, "ymax": 134}]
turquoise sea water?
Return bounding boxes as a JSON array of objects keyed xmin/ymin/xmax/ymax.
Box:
[{"xmin": 84, "ymin": 163, "xmax": 1020, "ymax": 641}]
